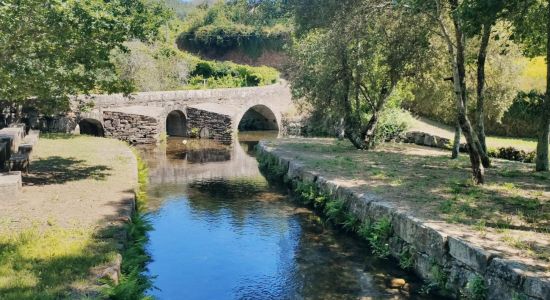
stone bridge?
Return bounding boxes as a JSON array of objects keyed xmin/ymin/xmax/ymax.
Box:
[{"xmin": 73, "ymin": 83, "xmax": 292, "ymax": 145}]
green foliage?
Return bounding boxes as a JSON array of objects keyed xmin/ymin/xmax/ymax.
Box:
[
  {"xmin": 497, "ymin": 91, "xmax": 544, "ymax": 138},
  {"xmin": 374, "ymin": 108, "xmax": 414, "ymax": 144},
  {"xmin": 257, "ymin": 151, "xmax": 287, "ymax": 179},
  {"xmin": 177, "ymin": 0, "xmax": 290, "ymax": 58},
  {"xmin": 357, "ymin": 218, "xmax": 393, "ymax": 258},
  {"xmin": 398, "ymin": 245, "xmax": 415, "ymax": 270},
  {"xmin": 288, "ymin": 0, "xmax": 430, "ymax": 150},
  {"xmin": 367, "ymin": 218, "xmax": 392, "ymax": 258},
  {"xmin": 464, "ymin": 275, "xmax": 487, "ymax": 300},
  {"xmin": 187, "ymin": 60, "xmax": 279, "ymax": 89},
  {"xmin": 404, "ymin": 25, "xmax": 522, "ymax": 134},
  {"xmin": 420, "ymin": 263, "xmax": 449, "ymax": 295},
  {"xmin": 0, "ymin": 0, "xmax": 169, "ymax": 113},
  {"xmin": 487, "ymin": 147, "xmax": 536, "ymax": 163},
  {"xmin": 323, "ymin": 198, "xmax": 347, "ymax": 225},
  {"xmin": 103, "ymin": 153, "xmax": 153, "ymax": 299}
]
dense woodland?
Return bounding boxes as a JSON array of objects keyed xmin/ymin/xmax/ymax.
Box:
[{"xmin": 1, "ymin": 0, "xmax": 550, "ymax": 183}]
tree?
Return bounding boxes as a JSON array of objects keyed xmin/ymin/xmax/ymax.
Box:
[
  {"xmin": 509, "ymin": 0, "xmax": 550, "ymax": 171},
  {"xmin": 403, "ymin": 0, "xmax": 488, "ymax": 183},
  {"xmin": 0, "ymin": 0, "xmax": 169, "ymax": 115},
  {"xmin": 288, "ymin": 0, "xmax": 430, "ymax": 150}
]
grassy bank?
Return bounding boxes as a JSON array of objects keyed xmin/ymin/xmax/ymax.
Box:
[
  {"xmin": 259, "ymin": 139, "xmax": 550, "ymax": 267},
  {"xmin": 0, "ymin": 135, "xmax": 152, "ymax": 299},
  {"xmin": 102, "ymin": 153, "xmax": 153, "ymax": 299},
  {"xmin": 410, "ymin": 117, "xmax": 539, "ymax": 152}
]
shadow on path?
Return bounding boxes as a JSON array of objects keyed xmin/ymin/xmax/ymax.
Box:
[{"xmin": 24, "ymin": 156, "xmax": 112, "ymax": 185}]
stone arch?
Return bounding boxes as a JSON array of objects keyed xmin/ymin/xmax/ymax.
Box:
[
  {"xmin": 78, "ymin": 118, "xmax": 104, "ymax": 137},
  {"xmin": 238, "ymin": 104, "xmax": 279, "ymax": 131},
  {"xmin": 166, "ymin": 110, "xmax": 187, "ymax": 137}
]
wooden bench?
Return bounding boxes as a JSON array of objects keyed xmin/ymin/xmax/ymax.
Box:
[{"xmin": 8, "ymin": 153, "xmax": 29, "ymax": 174}]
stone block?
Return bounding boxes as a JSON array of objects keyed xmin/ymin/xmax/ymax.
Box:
[
  {"xmin": 0, "ymin": 129, "xmax": 22, "ymax": 153},
  {"xmin": 423, "ymin": 134, "xmax": 437, "ymax": 147},
  {"xmin": 0, "ymin": 171, "xmax": 22, "ymax": 199},
  {"xmin": 523, "ymin": 276, "xmax": 550, "ymax": 300},
  {"xmin": 414, "ymin": 133, "xmax": 425, "ymax": 145},
  {"xmin": 392, "ymin": 212, "xmax": 448, "ymax": 264},
  {"xmin": 448, "ymin": 237, "xmax": 494, "ymax": 273}
]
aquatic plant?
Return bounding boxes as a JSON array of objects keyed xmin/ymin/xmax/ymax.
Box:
[
  {"xmin": 398, "ymin": 245, "xmax": 415, "ymax": 270},
  {"xmin": 103, "ymin": 152, "xmax": 154, "ymax": 299},
  {"xmin": 464, "ymin": 275, "xmax": 487, "ymax": 300}
]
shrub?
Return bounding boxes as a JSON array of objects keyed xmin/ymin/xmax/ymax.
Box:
[
  {"xmin": 464, "ymin": 275, "xmax": 487, "ymax": 300},
  {"xmin": 186, "ymin": 60, "xmax": 279, "ymax": 89},
  {"xmin": 487, "ymin": 147, "xmax": 536, "ymax": 163},
  {"xmin": 374, "ymin": 108, "xmax": 414, "ymax": 144}
]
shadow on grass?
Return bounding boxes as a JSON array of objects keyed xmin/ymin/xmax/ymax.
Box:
[
  {"xmin": 40, "ymin": 133, "xmax": 78, "ymax": 140},
  {"xmin": 24, "ymin": 156, "xmax": 112, "ymax": 185},
  {"xmin": 275, "ymin": 139, "xmax": 550, "ymax": 262},
  {"xmin": 0, "ymin": 224, "xmax": 122, "ymax": 299},
  {"xmin": 0, "ymin": 191, "xmax": 142, "ymax": 299}
]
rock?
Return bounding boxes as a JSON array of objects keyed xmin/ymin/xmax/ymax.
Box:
[
  {"xmin": 424, "ymin": 134, "xmax": 437, "ymax": 147},
  {"xmin": 448, "ymin": 237, "xmax": 494, "ymax": 273}
]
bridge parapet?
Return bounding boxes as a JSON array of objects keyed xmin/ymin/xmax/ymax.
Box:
[{"xmin": 67, "ymin": 83, "xmax": 293, "ymax": 144}]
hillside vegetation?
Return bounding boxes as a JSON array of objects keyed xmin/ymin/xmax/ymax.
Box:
[{"xmin": 176, "ymin": 0, "xmax": 290, "ymax": 67}]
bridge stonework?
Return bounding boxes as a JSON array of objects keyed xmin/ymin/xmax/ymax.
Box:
[{"xmin": 70, "ymin": 83, "xmax": 292, "ymax": 144}]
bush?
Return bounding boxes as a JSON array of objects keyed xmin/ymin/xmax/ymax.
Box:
[
  {"xmin": 177, "ymin": 0, "xmax": 290, "ymax": 59},
  {"xmin": 497, "ymin": 91, "xmax": 543, "ymax": 138},
  {"xmin": 487, "ymin": 147, "xmax": 536, "ymax": 163},
  {"xmin": 374, "ymin": 108, "xmax": 414, "ymax": 144},
  {"xmin": 186, "ymin": 59, "xmax": 279, "ymax": 89}
]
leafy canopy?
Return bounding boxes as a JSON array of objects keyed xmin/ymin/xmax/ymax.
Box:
[{"xmin": 0, "ymin": 0, "xmax": 169, "ymax": 113}]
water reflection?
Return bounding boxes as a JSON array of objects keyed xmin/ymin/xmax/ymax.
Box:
[{"xmin": 140, "ymin": 131, "xmax": 434, "ymax": 300}]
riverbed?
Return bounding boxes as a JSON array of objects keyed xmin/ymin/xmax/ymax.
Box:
[{"xmin": 139, "ymin": 132, "xmax": 434, "ymax": 299}]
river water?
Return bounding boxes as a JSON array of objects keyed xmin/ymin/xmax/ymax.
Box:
[{"xmin": 139, "ymin": 132, "xmax": 435, "ymax": 300}]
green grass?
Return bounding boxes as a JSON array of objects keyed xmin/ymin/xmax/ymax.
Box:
[
  {"xmin": 264, "ymin": 138, "xmax": 550, "ymax": 263},
  {"xmin": 409, "ymin": 117, "xmax": 539, "ymax": 151},
  {"xmin": 0, "ymin": 134, "xmax": 152, "ymax": 299},
  {"xmin": 102, "ymin": 152, "xmax": 154, "ymax": 300},
  {"xmin": 0, "ymin": 226, "xmax": 118, "ymax": 299}
]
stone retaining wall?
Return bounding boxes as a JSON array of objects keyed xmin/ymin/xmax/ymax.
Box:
[
  {"xmin": 103, "ymin": 111, "xmax": 159, "ymax": 144},
  {"xmin": 257, "ymin": 141, "xmax": 550, "ymax": 300},
  {"xmin": 400, "ymin": 131, "xmax": 468, "ymax": 152},
  {"xmin": 187, "ymin": 107, "xmax": 233, "ymax": 145}
]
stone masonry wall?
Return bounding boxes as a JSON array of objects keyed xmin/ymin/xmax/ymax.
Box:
[
  {"xmin": 257, "ymin": 142, "xmax": 550, "ymax": 300},
  {"xmin": 187, "ymin": 107, "xmax": 232, "ymax": 145},
  {"xmin": 103, "ymin": 111, "xmax": 159, "ymax": 144}
]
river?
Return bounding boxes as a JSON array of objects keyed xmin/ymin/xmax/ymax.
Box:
[{"xmin": 138, "ymin": 132, "xmax": 436, "ymax": 300}]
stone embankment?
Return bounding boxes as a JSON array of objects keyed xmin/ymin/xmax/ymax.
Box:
[{"xmin": 257, "ymin": 141, "xmax": 550, "ymax": 300}]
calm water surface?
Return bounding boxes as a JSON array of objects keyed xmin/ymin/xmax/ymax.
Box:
[{"xmin": 139, "ymin": 132, "xmax": 434, "ymax": 300}]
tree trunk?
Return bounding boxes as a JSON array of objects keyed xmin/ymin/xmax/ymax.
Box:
[
  {"xmin": 475, "ymin": 23, "xmax": 492, "ymax": 168},
  {"xmin": 363, "ymin": 112, "xmax": 380, "ymax": 149},
  {"xmin": 452, "ymin": 121, "xmax": 461, "ymax": 159},
  {"xmin": 448, "ymin": 0, "xmax": 484, "ymax": 184},
  {"xmin": 536, "ymin": 2, "xmax": 550, "ymax": 172}
]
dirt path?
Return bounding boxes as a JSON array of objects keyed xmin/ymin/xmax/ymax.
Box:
[{"xmin": 0, "ymin": 135, "xmax": 136, "ymax": 231}]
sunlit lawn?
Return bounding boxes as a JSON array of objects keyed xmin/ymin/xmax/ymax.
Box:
[
  {"xmin": 0, "ymin": 134, "xmax": 135, "ymax": 299},
  {"xmin": 410, "ymin": 117, "xmax": 540, "ymax": 151},
  {"xmin": 266, "ymin": 138, "xmax": 550, "ymax": 264},
  {"xmin": 0, "ymin": 226, "xmax": 117, "ymax": 300}
]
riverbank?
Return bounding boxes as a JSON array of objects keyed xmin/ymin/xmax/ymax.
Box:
[
  {"xmin": 0, "ymin": 135, "xmax": 137, "ymax": 298},
  {"xmin": 257, "ymin": 138, "xmax": 550, "ymax": 300}
]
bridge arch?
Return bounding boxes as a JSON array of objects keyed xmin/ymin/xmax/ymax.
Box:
[
  {"xmin": 78, "ymin": 118, "xmax": 104, "ymax": 137},
  {"xmin": 166, "ymin": 110, "xmax": 187, "ymax": 137},
  {"xmin": 238, "ymin": 104, "xmax": 279, "ymax": 132}
]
